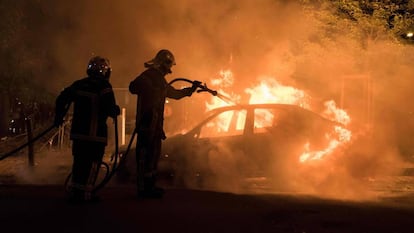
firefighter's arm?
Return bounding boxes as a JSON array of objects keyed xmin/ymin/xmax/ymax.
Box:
[
  {"xmin": 166, "ymin": 80, "xmax": 201, "ymax": 99},
  {"xmin": 54, "ymin": 86, "xmax": 73, "ymax": 127},
  {"xmin": 166, "ymin": 85, "xmax": 191, "ymax": 99}
]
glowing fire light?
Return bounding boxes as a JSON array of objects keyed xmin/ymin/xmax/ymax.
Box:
[
  {"xmin": 299, "ymin": 126, "xmax": 352, "ymax": 162},
  {"xmin": 205, "ymin": 70, "xmax": 242, "ymax": 133},
  {"xmin": 299, "ymin": 100, "xmax": 352, "ymax": 162},
  {"xmin": 322, "ymin": 100, "xmax": 350, "ymax": 125},
  {"xmin": 246, "ymin": 77, "xmax": 311, "ymax": 108},
  {"xmin": 205, "ymin": 69, "xmax": 352, "ymax": 163},
  {"xmin": 211, "ymin": 69, "xmax": 234, "ymax": 87},
  {"xmin": 206, "ymin": 69, "xmax": 240, "ymax": 110}
]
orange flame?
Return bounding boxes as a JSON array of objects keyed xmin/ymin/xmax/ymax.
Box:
[
  {"xmin": 322, "ymin": 100, "xmax": 351, "ymax": 125},
  {"xmin": 205, "ymin": 69, "xmax": 352, "ymax": 162},
  {"xmin": 299, "ymin": 100, "xmax": 352, "ymax": 162},
  {"xmin": 246, "ymin": 77, "xmax": 311, "ymax": 108},
  {"xmin": 299, "ymin": 126, "xmax": 352, "ymax": 162}
]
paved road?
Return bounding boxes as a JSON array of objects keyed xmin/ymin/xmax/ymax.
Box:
[{"xmin": 1, "ymin": 184, "xmax": 414, "ymax": 233}]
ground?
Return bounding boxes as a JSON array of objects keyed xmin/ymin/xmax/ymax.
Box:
[
  {"xmin": 1, "ymin": 185, "xmax": 414, "ymax": 233},
  {"xmin": 1, "ymin": 143, "xmax": 414, "ymax": 233}
]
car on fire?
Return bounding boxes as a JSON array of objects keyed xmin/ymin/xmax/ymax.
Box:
[
  {"xmin": 116, "ymin": 103, "xmax": 349, "ymax": 191},
  {"xmin": 161, "ymin": 103, "xmax": 351, "ymax": 188}
]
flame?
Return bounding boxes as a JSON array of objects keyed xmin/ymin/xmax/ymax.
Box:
[
  {"xmin": 207, "ymin": 69, "xmax": 239, "ymax": 110},
  {"xmin": 298, "ymin": 100, "xmax": 352, "ymax": 163},
  {"xmin": 211, "ymin": 69, "xmax": 234, "ymax": 87},
  {"xmin": 205, "ymin": 69, "xmax": 352, "ymax": 162},
  {"xmin": 322, "ymin": 100, "xmax": 351, "ymax": 125},
  {"xmin": 299, "ymin": 126, "xmax": 352, "ymax": 162},
  {"xmin": 244, "ymin": 77, "xmax": 313, "ymax": 132},
  {"xmin": 202, "ymin": 70, "xmax": 243, "ymax": 137},
  {"xmin": 245, "ymin": 77, "xmax": 311, "ymax": 108}
]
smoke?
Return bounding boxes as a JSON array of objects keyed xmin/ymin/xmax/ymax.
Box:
[
  {"xmin": 7, "ymin": 0, "xmax": 414, "ymax": 200},
  {"xmin": 30, "ymin": 0, "xmax": 309, "ymax": 90},
  {"xmin": 11, "ymin": 149, "xmax": 72, "ymax": 185}
]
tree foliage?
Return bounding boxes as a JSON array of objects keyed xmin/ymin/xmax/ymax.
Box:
[
  {"xmin": 300, "ymin": 0, "xmax": 414, "ymax": 46},
  {"xmin": 0, "ymin": 1, "xmax": 54, "ymax": 104},
  {"xmin": 0, "ymin": 1, "xmax": 55, "ymax": 136}
]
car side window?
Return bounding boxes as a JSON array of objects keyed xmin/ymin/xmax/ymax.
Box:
[
  {"xmin": 199, "ymin": 109, "xmax": 246, "ymax": 138},
  {"xmin": 253, "ymin": 108, "xmax": 285, "ymax": 134}
]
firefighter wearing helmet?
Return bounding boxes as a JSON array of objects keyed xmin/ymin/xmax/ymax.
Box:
[
  {"xmin": 144, "ymin": 49, "xmax": 176, "ymax": 74},
  {"xmin": 86, "ymin": 56, "xmax": 112, "ymax": 80},
  {"xmin": 129, "ymin": 49, "xmax": 198, "ymax": 198},
  {"xmin": 54, "ymin": 56, "xmax": 120, "ymax": 203}
]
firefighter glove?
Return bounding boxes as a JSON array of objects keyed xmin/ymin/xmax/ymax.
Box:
[
  {"xmin": 182, "ymin": 87, "xmax": 194, "ymax": 97},
  {"xmin": 191, "ymin": 80, "xmax": 202, "ymax": 92}
]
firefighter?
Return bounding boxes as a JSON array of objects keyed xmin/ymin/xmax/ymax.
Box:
[
  {"xmin": 54, "ymin": 56, "xmax": 120, "ymax": 203},
  {"xmin": 129, "ymin": 49, "xmax": 198, "ymax": 198}
]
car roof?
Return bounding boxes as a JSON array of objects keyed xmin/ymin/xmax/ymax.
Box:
[
  {"xmin": 203, "ymin": 103, "xmax": 344, "ymax": 126},
  {"xmin": 207, "ymin": 104, "xmax": 335, "ymax": 118},
  {"xmin": 177, "ymin": 103, "xmax": 347, "ymax": 138},
  {"xmin": 207, "ymin": 103, "xmax": 305, "ymax": 113}
]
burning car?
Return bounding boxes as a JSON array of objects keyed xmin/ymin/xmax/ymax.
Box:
[{"xmin": 153, "ymin": 103, "xmax": 350, "ymax": 191}]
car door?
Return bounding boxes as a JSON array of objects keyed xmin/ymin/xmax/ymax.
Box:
[
  {"xmin": 242, "ymin": 106, "xmax": 288, "ymax": 176},
  {"xmin": 189, "ymin": 108, "xmax": 249, "ymax": 179}
]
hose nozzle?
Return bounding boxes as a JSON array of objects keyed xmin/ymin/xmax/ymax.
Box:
[{"xmin": 195, "ymin": 82, "xmax": 217, "ymax": 96}]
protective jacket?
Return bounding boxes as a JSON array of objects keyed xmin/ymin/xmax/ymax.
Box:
[
  {"xmin": 129, "ymin": 67, "xmax": 190, "ymax": 140},
  {"xmin": 55, "ymin": 76, "xmax": 119, "ymax": 144}
]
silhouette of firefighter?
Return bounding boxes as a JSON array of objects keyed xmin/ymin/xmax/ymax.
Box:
[
  {"xmin": 129, "ymin": 49, "xmax": 198, "ymax": 198},
  {"xmin": 54, "ymin": 56, "xmax": 120, "ymax": 203}
]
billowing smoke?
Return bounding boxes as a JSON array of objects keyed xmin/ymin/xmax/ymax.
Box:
[
  {"xmin": 6, "ymin": 0, "xmax": 414, "ymax": 200},
  {"xmin": 31, "ymin": 1, "xmax": 311, "ymax": 90}
]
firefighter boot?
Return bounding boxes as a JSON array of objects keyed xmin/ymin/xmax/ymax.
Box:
[
  {"xmin": 137, "ymin": 177, "xmax": 165, "ymax": 199},
  {"xmin": 67, "ymin": 187, "xmax": 86, "ymax": 204}
]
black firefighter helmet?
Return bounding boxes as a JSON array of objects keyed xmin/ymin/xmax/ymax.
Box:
[
  {"xmin": 144, "ymin": 49, "xmax": 176, "ymax": 74},
  {"xmin": 87, "ymin": 56, "xmax": 111, "ymax": 80}
]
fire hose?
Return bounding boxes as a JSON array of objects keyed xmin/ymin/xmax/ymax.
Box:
[
  {"xmin": 169, "ymin": 78, "xmax": 218, "ymax": 96},
  {"xmin": 0, "ymin": 124, "xmax": 56, "ymax": 161},
  {"xmin": 93, "ymin": 116, "xmax": 120, "ymax": 192},
  {"xmin": 0, "ymin": 103, "xmax": 74, "ymax": 161},
  {"xmin": 64, "ymin": 116, "xmax": 120, "ymax": 194}
]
